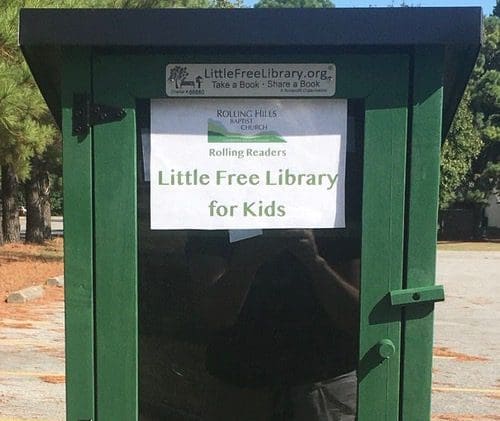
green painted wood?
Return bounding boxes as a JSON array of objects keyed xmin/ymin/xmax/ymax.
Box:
[
  {"xmin": 357, "ymin": 56, "xmax": 409, "ymax": 421},
  {"xmin": 92, "ymin": 55, "xmax": 138, "ymax": 421},
  {"xmin": 400, "ymin": 47, "xmax": 444, "ymax": 421},
  {"xmin": 61, "ymin": 47, "xmax": 95, "ymax": 421},
  {"xmin": 89, "ymin": 53, "xmax": 409, "ymax": 420},
  {"xmin": 390, "ymin": 285, "xmax": 445, "ymax": 306}
]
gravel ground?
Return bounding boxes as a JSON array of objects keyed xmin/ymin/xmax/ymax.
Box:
[
  {"xmin": 432, "ymin": 250, "xmax": 500, "ymax": 420},
  {"xmin": 0, "ymin": 289, "xmax": 65, "ymax": 421},
  {"xmin": 0, "ymin": 250, "xmax": 498, "ymax": 420}
]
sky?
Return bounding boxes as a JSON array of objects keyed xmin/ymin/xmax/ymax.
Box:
[{"xmin": 244, "ymin": 0, "xmax": 496, "ymax": 16}]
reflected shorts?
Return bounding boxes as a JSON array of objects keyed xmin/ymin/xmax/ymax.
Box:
[
  {"xmin": 207, "ymin": 370, "xmax": 357, "ymax": 421},
  {"xmin": 289, "ymin": 370, "xmax": 357, "ymax": 421}
]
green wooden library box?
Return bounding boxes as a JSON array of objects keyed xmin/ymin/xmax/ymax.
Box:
[{"xmin": 20, "ymin": 7, "xmax": 481, "ymax": 421}]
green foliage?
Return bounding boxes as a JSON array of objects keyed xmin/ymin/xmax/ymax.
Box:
[
  {"xmin": 440, "ymin": 90, "xmax": 483, "ymax": 208},
  {"xmin": 0, "ymin": 1, "xmax": 57, "ymax": 181},
  {"xmin": 480, "ymin": 161, "xmax": 500, "ymax": 190},
  {"xmin": 49, "ymin": 174, "xmax": 63, "ymax": 215},
  {"xmin": 470, "ymin": 16, "xmax": 500, "ymax": 145},
  {"xmin": 441, "ymin": 14, "xmax": 500, "ymax": 210},
  {"xmin": 454, "ymin": 161, "xmax": 500, "ymax": 206},
  {"xmin": 211, "ymin": 0, "xmax": 244, "ymax": 8},
  {"xmin": 1, "ymin": 0, "xmax": 241, "ymax": 226},
  {"xmin": 41, "ymin": 0, "xmax": 244, "ymax": 8},
  {"xmin": 254, "ymin": 0, "xmax": 333, "ymax": 8},
  {"xmin": 59, "ymin": 0, "xmax": 212, "ymax": 8}
]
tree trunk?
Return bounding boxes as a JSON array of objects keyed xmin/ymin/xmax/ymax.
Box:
[
  {"xmin": 25, "ymin": 167, "xmax": 51, "ymax": 244},
  {"xmin": 42, "ymin": 172, "xmax": 52, "ymax": 240},
  {"xmin": 1, "ymin": 165, "xmax": 21, "ymax": 243},
  {"xmin": 0, "ymin": 196, "xmax": 3, "ymax": 246}
]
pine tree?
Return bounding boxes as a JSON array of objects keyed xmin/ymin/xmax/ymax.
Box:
[
  {"xmin": 254, "ymin": 0, "xmax": 333, "ymax": 7},
  {"xmin": 440, "ymin": 12, "xmax": 500, "ymax": 213},
  {"xmin": 1, "ymin": 0, "xmax": 244, "ymax": 244},
  {"xmin": 440, "ymin": 90, "xmax": 482, "ymax": 208},
  {"xmin": 0, "ymin": 1, "xmax": 57, "ymax": 243}
]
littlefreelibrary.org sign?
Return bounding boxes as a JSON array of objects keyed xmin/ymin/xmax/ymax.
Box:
[
  {"xmin": 150, "ymin": 98, "xmax": 347, "ymax": 230},
  {"xmin": 166, "ymin": 63, "xmax": 336, "ymax": 97}
]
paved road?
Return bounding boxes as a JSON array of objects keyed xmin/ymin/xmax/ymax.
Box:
[
  {"xmin": 0, "ymin": 250, "xmax": 498, "ymax": 420},
  {"xmin": 19, "ymin": 216, "xmax": 63, "ymax": 237},
  {"xmin": 0, "ymin": 290, "xmax": 65, "ymax": 421},
  {"xmin": 432, "ymin": 251, "xmax": 500, "ymax": 420}
]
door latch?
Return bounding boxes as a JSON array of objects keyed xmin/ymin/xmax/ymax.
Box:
[{"xmin": 390, "ymin": 285, "xmax": 444, "ymax": 307}]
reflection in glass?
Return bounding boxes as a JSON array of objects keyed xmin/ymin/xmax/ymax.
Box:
[
  {"xmin": 138, "ymin": 100, "xmax": 363, "ymax": 421},
  {"xmin": 189, "ymin": 229, "xmax": 359, "ymax": 420}
]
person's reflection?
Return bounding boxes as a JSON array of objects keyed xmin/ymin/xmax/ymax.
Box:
[{"xmin": 187, "ymin": 229, "xmax": 359, "ymax": 421}]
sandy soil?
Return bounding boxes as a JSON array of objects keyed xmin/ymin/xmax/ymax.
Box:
[{"xmin": 0, "ymin": 238, "xmax": 63, "ymax": 303}]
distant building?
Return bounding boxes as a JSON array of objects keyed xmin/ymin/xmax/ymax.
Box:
[{"xmin": 485, "ymin": 190, "xmax": 500, "ymax": 229}]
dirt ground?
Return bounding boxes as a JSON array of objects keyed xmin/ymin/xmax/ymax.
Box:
[{"xmin": 0, "ymin": 238, "xmax": 63, "ymax": 303}]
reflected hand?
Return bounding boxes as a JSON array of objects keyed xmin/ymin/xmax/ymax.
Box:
[{"xmin": 285, "ymin": 229, "xmax": 321, "ymax": 267}]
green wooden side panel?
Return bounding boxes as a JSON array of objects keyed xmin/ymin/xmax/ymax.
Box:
[
  {"xmin": 92, "ymin": 55, "xmax": 138, "ymax": 421},
  {"xmin": 61, "ymin": 48, "xmax": 95, "ymax": 421},
  {"xmin": 400, "ymin": 47, "xmax": 444, "ymax": 421},
  {"xmin": 88, "ymin": 53, "xmax": 409, "ymax": 420},
  {"xmin": 358, "ymin": 56, "xmax": 409, "ymax": 421}
]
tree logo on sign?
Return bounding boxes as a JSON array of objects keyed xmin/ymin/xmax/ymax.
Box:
[{"xmin": 169, "ymin": 66, "xmax": 203, "ymax": 89}]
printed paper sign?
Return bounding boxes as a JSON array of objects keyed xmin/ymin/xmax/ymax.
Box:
[
  {"xmin": 166, "ymin": 64, "xmax": 335, "ymax": 97},
  {"xmin": 150, "ymin": 98, "xmax": 347, "ymax": 230}
]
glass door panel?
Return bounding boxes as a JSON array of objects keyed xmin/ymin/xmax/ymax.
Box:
[{"xmin": 137, "ymin": 99, "xmax": 364, "ymax": 421}]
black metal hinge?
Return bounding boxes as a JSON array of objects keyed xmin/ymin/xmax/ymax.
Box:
[{"xmin": 72, "ymin": 93, "xmax": 126, "ymax": 136}]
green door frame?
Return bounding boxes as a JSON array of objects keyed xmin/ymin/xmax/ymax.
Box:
[
  {"xmin": 62, "ymin": 49, "xmax": 444, "ymax": 421},
  {"xmin": 400, "ymin": 46, "xmax": 444, "ymax": 421},
  {"xmin": 62, "ymin": 47, "xmax": 95, "ymax": 421}
]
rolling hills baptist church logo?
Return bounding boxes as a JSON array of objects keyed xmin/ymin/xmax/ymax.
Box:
[{"xmin": 207, "ymin": 119, "xmax": 286, "ymax": 143}]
